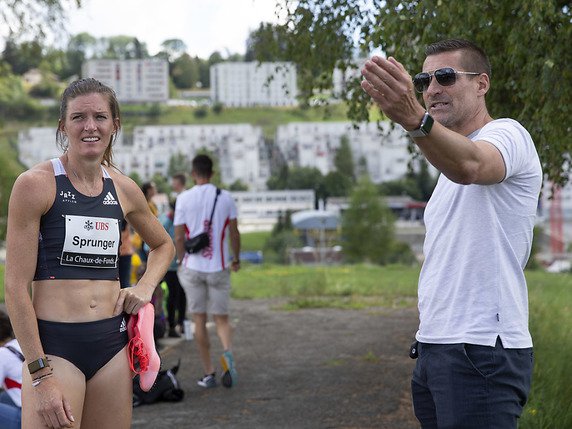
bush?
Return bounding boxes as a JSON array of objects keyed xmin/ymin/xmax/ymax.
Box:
[{"xmin": 193, "ymin": 107, "xmax": 208, "ymax": 119}]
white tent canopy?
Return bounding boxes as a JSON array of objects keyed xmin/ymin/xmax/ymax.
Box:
[{"xmin": 291, "ymin": 210, "xmax": 340, "ymax": 230}]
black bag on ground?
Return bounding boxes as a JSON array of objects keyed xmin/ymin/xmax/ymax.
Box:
[
  {"xmin": 132, "ymin": 360, "xmax": 184, "ymax": 407},
  {"xmin": 184, "ymin": 188, "xmax": 221, "ymax": 254}
]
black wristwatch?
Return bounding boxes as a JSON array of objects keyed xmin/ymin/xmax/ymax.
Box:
[
  {"xmin": 28, "ymin": 357, "xmax": 50, "ymax": 374},
  {"xmin": 408, "ymin": 111, "xmax": 434, "ymax": 138}
]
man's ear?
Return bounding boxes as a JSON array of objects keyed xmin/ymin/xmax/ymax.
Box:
[{"xmin": 477, "ymin": 73, "xmax": 490, "ymax": 96}]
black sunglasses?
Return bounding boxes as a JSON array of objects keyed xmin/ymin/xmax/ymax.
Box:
[{"xmin": 413, "ymin": 67, "xmax": 480, "ymax": 93}]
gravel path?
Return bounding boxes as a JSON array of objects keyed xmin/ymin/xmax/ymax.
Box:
[{"xmin": 132, "ymin": 298, "xmax": 420, "ymax": 428}]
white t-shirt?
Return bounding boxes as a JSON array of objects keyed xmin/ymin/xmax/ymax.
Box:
[
  {"xmin": 174, "ymin": 183, "xmax": 237, "ymax": 273},
  {"xmin": 416, "ymin": 118, "xmax": 542, "ymax": 348},
  {"xmin": 0, "ymin": 339, "xmax": 23, "ymax": 407}
]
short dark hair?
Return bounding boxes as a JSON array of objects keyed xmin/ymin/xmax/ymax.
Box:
[
  {"xmin": 192, "ymin": 154, "xmax": 213, "ymax": 178},
  {"xmin": 426, "ymin": 39, "xmax": 491, "ymax": 78},
  {"xmin": 172, "ymin": 172, "xmax": 187, "ymax": 186},
  {"xmin": 141, "ymin": 181, "xmax": 156, "ymax": 198},
  {"xmin": 0, "ymin": 311, "xmax": 13, "ymax": 342}
]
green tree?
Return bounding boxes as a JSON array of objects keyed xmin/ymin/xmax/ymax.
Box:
[
  {"xmin": 151, "ymin": 173, "xmax": 169, "ymax": 195},
  {"xmin": 160, "ymin": 39, "xmax": 188, "ymax": 62},
  {"xmin": 102, "ymin": 36, "xmax": 149, "ymax": 60},
  {"xmin": 341, "ymin": 177, "xmax": 396, "ymax": 264},
  {"xmin": 171, "ymin": 53, "xmax": 199, "ymax": 89},
  {"xmin": 229, "ymin": 179, "xmax": 248, "ymax": 191},
  {"xmin": 0, "ymin": 0, "xmax": 81, "ymax": 42},
  {"xmin": 334, "ymin": 135, "xmax": 354, "ymax": 181},
  {"xmin": 0, "ymin": 138, "xmax": 25, "ymax": 238},
  {"xmin": 2, "ymin": 39, "xmax": 44, "ymax": 74},
  {"xmin": 129, "ymin": 172, "xmax": 142, "ymax": 187},
  {"xmin": 0, "ymin": 63, "xmax": 41, "ymax": 119},
  {"xmin": 323, "ymin": 171, "xmax": 352, "ymax": 198},
  {"xmin": 168, "ymin": 153, "xmax": 190, "ymax": 177},
  {"xmin": 263, "ymin": 211, "xmax": 302, "ymax": 264},
  {"xmin": 245, "ymin": 23, "xmax": 290, "ymax": 62},
  {"xmin": 65, "ymin": 32, "xmax": 97, "ymax": 78},
  {"xmin": 266, "ymin": 164, "xmax": 289, "ymax": 190},
  {"xmin": 276, "ymin": 0, "xmax": 572, "ymax": 186}
]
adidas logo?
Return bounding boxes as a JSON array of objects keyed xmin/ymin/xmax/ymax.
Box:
[
  {"xmin": 103, "ymin": 192, "xmax": 118, "ymax": 205},
  {"xmin": 119, "ymin": 318, "xmax": 127, "ymax": 333}
]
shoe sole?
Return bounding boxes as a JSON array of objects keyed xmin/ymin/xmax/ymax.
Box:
[
  {"xmin": 220, "ymin": 354, "xmax": 236, "ymax": 388},
  {"xmin": 137, "ymin": 304, "xmax": 161, "ymax": 392}
]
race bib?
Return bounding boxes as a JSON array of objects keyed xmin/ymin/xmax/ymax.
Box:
[{"xmin": 60, "ymin": 215, "xmax": 120, "ymax": 268}]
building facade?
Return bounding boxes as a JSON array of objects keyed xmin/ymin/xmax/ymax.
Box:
[
  {"xmin": 275, "ymin": 121, "xmax": 418, "ymax": 183},
  {"xmin": 82, "ymin": 59, "xmax": 169, "ymax": 103},
  {"xmin": 210, "ymin": 62, "xmax": 298, "ymax": 107},
  {"xmin": 18, "ymin": 120, "xmax": 420, "ymax": 190}
]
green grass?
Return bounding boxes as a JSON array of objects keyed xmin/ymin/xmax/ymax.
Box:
[
  {"xmin": 231, "ymin": 263, "xmax": 420, "ymax": 309},
  {"xmin": 520, "ymin": 271, "xmax": 572, "ymax": 429},
  {"xmin": 120, "ymin": 103, "xmax": 351, "ymax": 138},
  {"xmin": 240, "ymin": 231, "xmax": 270, "ymax": 252}
]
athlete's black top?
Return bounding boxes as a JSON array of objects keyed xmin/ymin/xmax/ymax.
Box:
[{"xmin": 34, "ymin": 158, "xmax": 125, "ymax": 281}]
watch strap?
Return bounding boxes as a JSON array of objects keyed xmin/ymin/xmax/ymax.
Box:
[
  {"xmin": 28, "ymin": 357, "xmax": 50, "ymax": 374},
  {"xmin": 408, "ymin": 111, "xmax": 434, "ymax": 138}
]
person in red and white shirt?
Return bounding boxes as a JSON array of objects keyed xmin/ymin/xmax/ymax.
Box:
[
  {"xmin": 174, "ymin": 154, "xmax": 241, "ymax": 390},
  {"xmin": 0, "ymin": 310, "xmax": 22, "ymax": 429}
]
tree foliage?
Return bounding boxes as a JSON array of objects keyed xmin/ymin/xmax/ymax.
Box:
[
  {"xmin": 277, "ymin": 0, "xmax": 572, "ymax": 185},
  {"xmin": 341, "ymin": 177, "xmax": 397, "ymax": 264},
  {"xmin": 334, "ymin": 135, "xmax": 355, "ymax": 181},
  {"xmin": 0, "ymin": 0, "xmax": 81, "ymax": 42}
]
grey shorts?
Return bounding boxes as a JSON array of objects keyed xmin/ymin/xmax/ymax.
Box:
[{"xmin": 177, "ymin": 267, "xmax": 231, "ymax": 315}]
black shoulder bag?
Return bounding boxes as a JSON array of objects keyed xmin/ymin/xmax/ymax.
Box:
[{"xmin": 185, "ymin": 188, "xmax": 221, "ymax": 254}]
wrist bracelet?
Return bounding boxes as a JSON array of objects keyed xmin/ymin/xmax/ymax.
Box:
[{"xmin": 32, "ymin": 372, "xmax": 53, "ymax": 387}]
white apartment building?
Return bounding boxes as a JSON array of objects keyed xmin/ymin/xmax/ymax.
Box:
[
  {"xmin": 275, "ymin": 121, "xmax": 419, "ymax": 183},
  {"xmin": 82, "ymin": 59, "xmax": 169, "ymax": 103},
  {"xmin": 210, "ymin": 62, "xmax": 298, "ymax": 107},
  {"xmin": 113, "ymin": 124, "xmax": 269, "ymax": 190},
  {"xmin": 332, "ymin": 58, "xmax": 367, "ymax": 97},
  {"xmin": 17, "ymin": 124, "xmax": 268, "ymax": 190},
  {"xmin": 232, "ymin": 190, "xmax": 315, "ymax": 231},
  {"xmin": 18, "ymin": 127, "xmax": 60, "ymax": 167}
]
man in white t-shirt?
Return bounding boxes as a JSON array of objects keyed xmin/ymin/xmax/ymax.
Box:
[
  {"xmin": 174, "ymin": 154, "xmax": 241, "ymax": 389},
  {"xmin": 361, "ymin": 39, "xmax": 542, "ymax": 428}
]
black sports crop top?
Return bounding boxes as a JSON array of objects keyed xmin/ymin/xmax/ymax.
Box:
[{"xmin": 33, "ymin": 158, "xmax": 125, "ymax": 281}]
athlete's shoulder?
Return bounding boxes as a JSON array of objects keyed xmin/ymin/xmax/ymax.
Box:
[{"xmin": 13, "ymin": 161, "xmax": 54, "ymax": 194}]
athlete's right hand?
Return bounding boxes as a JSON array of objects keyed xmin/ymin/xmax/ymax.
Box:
[
  {"xmin": 113, "ymin": 281, "xmax": 155, "ymax": 316},
  {"xmin": 33, "ymin": 377, "xmax": 75, "ymax": 428}
]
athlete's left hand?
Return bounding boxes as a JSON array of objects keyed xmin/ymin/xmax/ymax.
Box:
[{"xmin": 113, "ymin": 282, "xmax": 155, "ymax": 315}]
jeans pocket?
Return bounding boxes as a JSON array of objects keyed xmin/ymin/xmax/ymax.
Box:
[{"xmin": 462, "ymin": 343, "xmax": 495, "ymax": 378}]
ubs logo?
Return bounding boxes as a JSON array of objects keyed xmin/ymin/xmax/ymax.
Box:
[
  {"xmin": 95, "ymin": 221, "xmax": 109, "ymax": 231},
  {"xmin": 83, "ymin": 220, "xmax": 110, "ymax": 231}
]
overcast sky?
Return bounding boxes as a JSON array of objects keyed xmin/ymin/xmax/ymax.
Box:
[{"xmin": 64, "ymin": 0, "xmax": 283, "ymax": 58}]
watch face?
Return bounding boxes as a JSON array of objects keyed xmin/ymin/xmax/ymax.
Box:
[
  {"xmin": 408, "ymin": 112, "xmax": 433, "ymax": 138},
  {"xmin": 28, "ymin": 358, "xmax": 49, "ymax": 373}
]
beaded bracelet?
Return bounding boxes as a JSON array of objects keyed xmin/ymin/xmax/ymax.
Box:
[{"xmin": 32, "ymin": 371, "xmax": 54, "ymax": 387}]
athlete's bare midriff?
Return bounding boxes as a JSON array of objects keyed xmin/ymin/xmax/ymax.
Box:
[{"xmin": 32, "ymin": 280, "xmax": 121, "ymax": 322}]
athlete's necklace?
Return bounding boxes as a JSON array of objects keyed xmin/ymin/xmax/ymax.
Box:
[{"xmin": 71, "ymin": 167, "xmax": 100, "ymax": 197}]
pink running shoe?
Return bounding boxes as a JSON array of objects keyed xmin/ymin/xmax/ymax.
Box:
[{"xmin": 127, "ymin": 303, "xmax": 161, "ymax": 392}]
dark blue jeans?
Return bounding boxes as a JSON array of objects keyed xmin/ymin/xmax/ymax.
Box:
[
  {"xmin": 411, "ymin": 337, "xmax": 533, "ymax": 429},
  {"xmin": 0, "ymin": 391, "xmax": 21, "ymax": 429}
]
